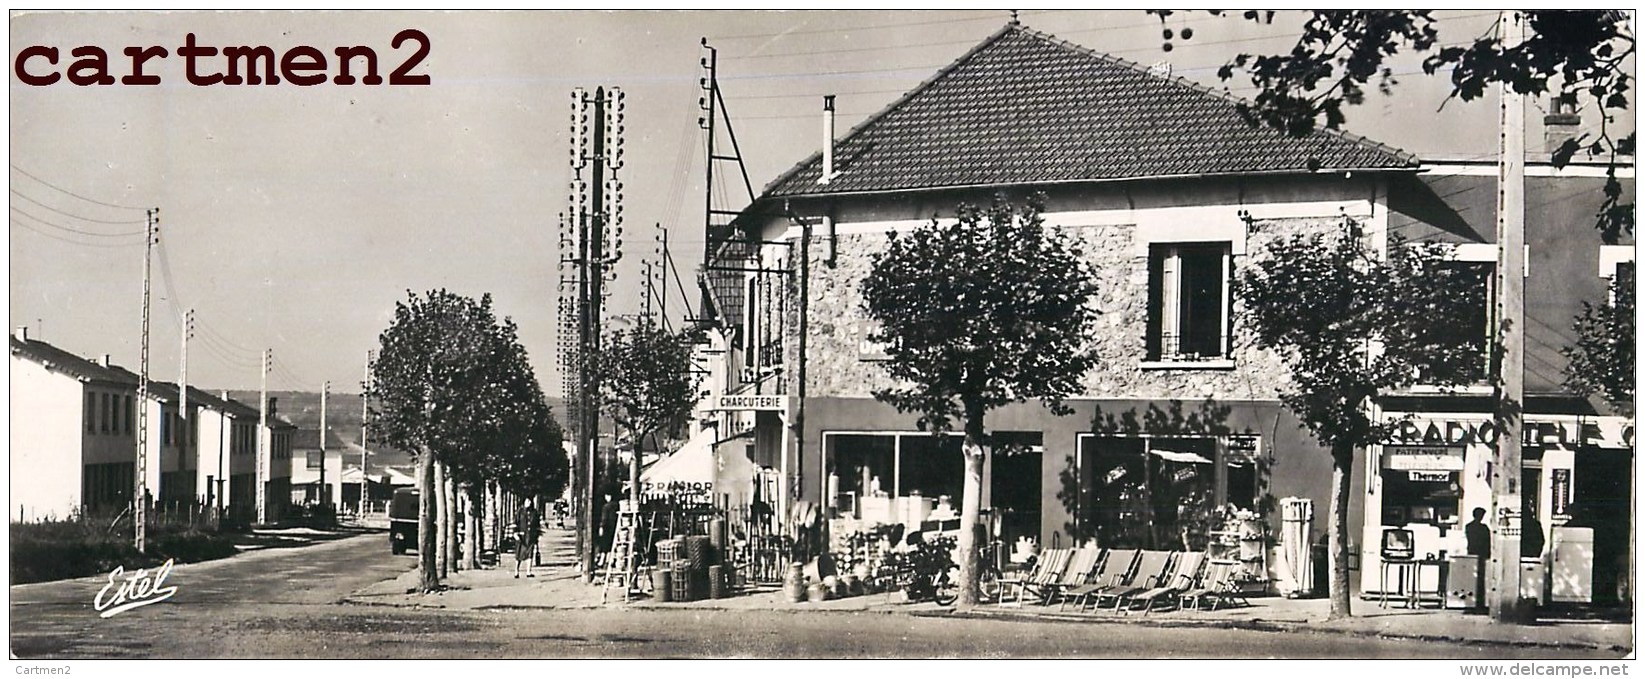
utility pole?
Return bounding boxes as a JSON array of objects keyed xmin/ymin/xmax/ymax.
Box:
[
  {"xmin": 361, "ymin": 349, "xmax": 372, "ymax": 517},
  {"xmin": 320, "ymin": 381, "xmax": 329, "ymax": 508},
  {"xmin": 180, "ymin": 309, "xmax": 193, "ymax": 421},
  {"xmin": 564, "ymin": 85, "xmax": 624, "ymax": 581},
  {"xmin": 257, "ymin": 348, "xmax": 271, "ymax": 525},
  {"xmin": 1488, "ymin": 8, "xmax": 1529, "ymax": 624},
  {"xmin": 135, "ymin": 208, "xmax": 158, "ymax": 553}
]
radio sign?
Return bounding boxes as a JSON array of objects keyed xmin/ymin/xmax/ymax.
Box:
[{"xmin": 711, "ymin": 394, "xmax": 788, "ymax": 411}]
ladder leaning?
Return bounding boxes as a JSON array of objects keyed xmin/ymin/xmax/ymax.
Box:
[{"xmin": 599, "ymin": 509, "xmax": 641, "ymax": 604}]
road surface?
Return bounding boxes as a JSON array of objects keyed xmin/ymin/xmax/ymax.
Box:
[{"xmin": 8, "ymin": 532, "xmax": 1620, "ymax": 659}]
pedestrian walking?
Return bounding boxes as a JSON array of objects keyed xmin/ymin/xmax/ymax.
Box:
[{"xmin": 514, "ymin": 502, "xmax": 540, "ymax": 578}]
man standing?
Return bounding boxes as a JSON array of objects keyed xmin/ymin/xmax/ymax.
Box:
[{"xmin": 1466, "ymin": 507, "xmax": 1491, "ymax": 560}]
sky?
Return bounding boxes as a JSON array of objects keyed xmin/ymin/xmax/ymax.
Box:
[{"xmin": 8, "ymin": 9, "xmax": 1627, "ymax": 398}]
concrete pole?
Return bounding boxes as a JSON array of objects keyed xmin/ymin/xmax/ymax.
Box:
[{"xmin": 1488, "ymin": 8, "xmax": 1529, "ymax": 624}]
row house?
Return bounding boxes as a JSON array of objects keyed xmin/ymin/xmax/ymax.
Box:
[
  {"xmin": 704, "ymin": 23, "xmax": 1633, "ymax": 600},
  {"xmin": 289, "ymin": 427, "xmax": 348, "ymax": 508},
  {"xmin": 10, "ymin": 328, "xmax": 297, "ymax": 523}
]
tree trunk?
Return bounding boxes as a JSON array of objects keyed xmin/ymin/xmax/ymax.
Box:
[
  {"xmin": 417, "ymin": 447, "xmax": 438, "ymax": 591},
  {"xmin": 956, "ymin": 407, "xmax": 987, "ymax": 609},
  {"xmin": 435, "ymin": 462, "xmax": 449, "ymax": 579},
  {"xmin": 1328, "ymin": 441, "xmax": 1355, "ymax": 619},
  {"xmin": 445, "ymin": 468, "xmax": 460, "ymax": 572},
  {"xmin": 463, "ymin": 483, "xmax": 481, "ymax": 570},
  {"xmin": 486, "ymin": 481, "xmax": 500, "ymax": 554}
]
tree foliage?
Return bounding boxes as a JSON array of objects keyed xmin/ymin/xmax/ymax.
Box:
[
  {"xmin": 368, "ymin": 289, "xmax": 566, "ymax": 588},
  {"xmin": 1152, "ymin": 10, "xmax": 1635, "ymax": 243},
  {"xmin": 1563, "ymin": 266, "xmax": 1635, "ymax": 416},
  {"xmin": 861, "ymin": 193, "xmax": 1101, "ymax": 608},
  {"xmin": 1235, "ymin": 219, "xmax": 1493, "ymax": 617},
  {"xmin": 862, "ymin": 194, "xmax": 1102, "ymax": 432},
  {"xmin": 596, "ymin": 318, "xmax": 702, "ymax": 446}
]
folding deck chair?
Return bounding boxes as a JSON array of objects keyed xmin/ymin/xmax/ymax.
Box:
[
  {"xmin": 1034, "ymin": 546, "xmax": 1104, "ymax": 607},
  {"xmin": 1090, "ymin": 550, "xmax": 1175, "ymax": 611},
  {"xmin": 998, "ymin": 547, "xmax": 1070, "ymax": 607},
  {"xmin": 1178, "ymin": 560, "xmax": 1252, "ymax": 611},
  {"xmin": 1059, "ymin": 548, "xmax": 1139, "ymax": 612},
  {"xmin": 1118, "ymin": 550, "xmax": 1206, "ymax": 614}
]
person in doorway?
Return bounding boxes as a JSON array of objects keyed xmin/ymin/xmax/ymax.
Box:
[{"xmin": 1465, "ymin": 507, "xmax": 1491, "ymax": 560}]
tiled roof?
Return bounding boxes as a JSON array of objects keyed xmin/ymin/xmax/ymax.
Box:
[
  {"xmin": 10, "ymin": 337, "xmax": 136, "ymax": 386},
  {"xmin": 762, "ymin": 23, "xmax": 1418, "ymax": 198}
]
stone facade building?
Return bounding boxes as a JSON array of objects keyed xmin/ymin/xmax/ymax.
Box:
[{"xmin": 699, "ymin": 23, "xmax": 1632, "ymax": 599}]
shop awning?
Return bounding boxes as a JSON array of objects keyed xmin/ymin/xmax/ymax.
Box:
[{"xmin": 641, "ymin": 427, "xmax": 758, "ymax": 507}]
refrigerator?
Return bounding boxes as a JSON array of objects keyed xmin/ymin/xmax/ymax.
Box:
[{"xmin": 1551, "ymin": 526, "xmax": 1594, "ymax": 604}]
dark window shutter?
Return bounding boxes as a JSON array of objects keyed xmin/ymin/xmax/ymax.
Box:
[{"xmin": 1145, "ymin": 246, "xmax": 1165, "ymax": 360}]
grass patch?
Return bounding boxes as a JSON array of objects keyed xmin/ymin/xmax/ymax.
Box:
[{"xmin": 11, "ymin": 511, "xmax": 239, "ymax": 584}]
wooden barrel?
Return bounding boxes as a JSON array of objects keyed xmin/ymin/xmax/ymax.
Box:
[
  {"xmin": 654, "ymin": 569, "xmax": 673, "ymax": 603},
  {"xmin": 707, "ymin": 565, "xmax": 725, "ymax": 599}
]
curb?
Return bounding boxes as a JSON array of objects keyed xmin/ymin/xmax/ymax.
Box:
[{"xmin": 923, "ymin": 607, "xmax": 1631, "ymax": 654}]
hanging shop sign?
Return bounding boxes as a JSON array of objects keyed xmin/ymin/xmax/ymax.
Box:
[
  {"xmin": 1387, "ymin": 417, "xmax": 1635, "ymax": 449},
  {"xmin": 710, "ymin": 394, "xmax": 789, "ymax": 411},
  {"xmin": 1383, "ymin": 445, "xmax": 1465, "ymax": 471}
]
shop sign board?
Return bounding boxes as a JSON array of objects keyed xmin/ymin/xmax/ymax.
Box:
[
  {"xmin": 1407, "ymin": 470, "xmax": 1450, "ymax": 482},
  {"xmin": 1387, "ymin": 416, "xmax": 1635, "ymax": 449},
  {"xmin": 1383, "ymin": 445, "xmax": 1465, "ymax": 471},
  {"xmin": 710, "ymin": 394, "xmax": 788, "ymax": 412}
]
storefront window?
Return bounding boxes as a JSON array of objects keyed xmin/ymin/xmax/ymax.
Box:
[
  {"xmin": 898, "ymin": 433, "xmax": 965, "ymax": 503},
  {"xmin": 828, "ymin": 434, "xmax": 895, "ymax": 500},
  {"xmin": 1078, "ymin": 436, "xmax": 1218, "ymax": 550},
  {"xmin": 1378, "ymin": 469, "xmax": 1461, "ymax": 527}
]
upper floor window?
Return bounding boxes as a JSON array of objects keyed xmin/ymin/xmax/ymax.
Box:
[
  {"xmin": 1147, "ymin": 242, "xmax": 1231, "ymax": 362},
  {"xmin": 85, "ymin": 392, "xmax": 96, "ymax": 434},
  {"xmin": 124, "ymin": 395, "xmax": 133, "ymax": 435},
  {"xmin": 1599, "ymin": 244, "xmax": 1634, "ymax": 305},
  {"xmin": 1418, "ymin": 256, "xmax": 1493, "ymax": 385},
  {"xmin": 307, "ymin": 451, "xmax": 324, "ymax": 470}
]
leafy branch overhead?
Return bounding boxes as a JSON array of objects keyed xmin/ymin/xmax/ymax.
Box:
[
  {"xmin": 1563, "ymin": 266, "xmax": 1635, "ymax": 416},
  {"xmin": 1152, "ymin": 10, "xmax": 1635, "ymax": 243}
]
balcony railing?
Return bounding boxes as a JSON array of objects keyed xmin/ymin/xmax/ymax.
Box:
[{"xmin": 1149, "ymin": 332, "xmax": 1230, "ymax": 362}]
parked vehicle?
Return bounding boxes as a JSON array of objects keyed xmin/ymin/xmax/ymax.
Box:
[
  {"xmin": 389, "ymin": 488, "xmax": 418, "ymax": 554},
  {"xmin": 388, "ymin": 488, "xmax": 466, "ymax": 556}
]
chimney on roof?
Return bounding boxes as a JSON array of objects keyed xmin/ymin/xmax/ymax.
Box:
[
  {"xmin": 1149, "ymin": 61, "xmax": 1173, "ymax": 78},
  {"xmin": 101, "ymin": 354, "xmax": 113, "ymax": 368},
  {"xmin": 13, "ymin": 326, "xmax": 26, "ymax": 341},
  {"xmin": 1544, "ymin": 93, "xmax": 1581, "ymax": 158},
  {"xmin": 221, "ymin": 390, "xmax": 230, "ymax": 401},
  {"xmin": 820, "ymin": 95, "xmax": 836, "ymax": 185}
]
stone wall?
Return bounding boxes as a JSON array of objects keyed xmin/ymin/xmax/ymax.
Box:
[{"xmin": 794, "ymin": 212, "xmax": 1356, "ymax": 402}]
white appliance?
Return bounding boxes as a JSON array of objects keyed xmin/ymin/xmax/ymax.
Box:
[{"xmin": 1551, "ymin": 526, "xmax": 1594, "ymax": 603}]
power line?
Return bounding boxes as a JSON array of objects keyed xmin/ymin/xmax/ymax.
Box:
[
  {"xmin": 9, "ymin": 163, "xmax": 148, "ymax": 211},
  {"xmin": 10, "ymin": 189, "xmax": 149, "ymax": 226},
  {"xmin": 707, "ymin": 11, "xmax": 1004, "ymax": 41},
  {"xmin": 9, "ymin": 217, "xmax": 141, "ymax": 249},
  {"xmin": 9, "ymin": 205, "xmax": 145, "ymax": 237}
]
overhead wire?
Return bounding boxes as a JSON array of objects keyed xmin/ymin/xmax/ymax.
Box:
[
  {"xmin": 9, "ymin": 163, "xmax": 148, "ymax": 211},
  {"xmin": 9, "ymin": 205, "xmax": 145, "ymax": 237},
  {"xmin": 10, "ymin": 188, "xmax": 149, "ymax": 225},
  {"xmin": 10, "ymin": 217, "xmax": 140, "ymax": 249}
]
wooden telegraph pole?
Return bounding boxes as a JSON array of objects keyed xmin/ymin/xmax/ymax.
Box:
[{"xmin": 1488, "ymin": 8, "xmax": 1529, "ymax": 624}]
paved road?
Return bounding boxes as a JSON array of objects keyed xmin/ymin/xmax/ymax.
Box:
[{"xmin": 8, "ymin": 534, "xmax": 1620, "ymax": 659}]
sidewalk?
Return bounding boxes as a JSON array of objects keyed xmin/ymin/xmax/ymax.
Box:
[{"xmin": 344, "ymin": 528, "xmax": 1633, "ymax": 653}]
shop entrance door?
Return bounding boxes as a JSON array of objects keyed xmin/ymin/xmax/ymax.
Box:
[
  {"xmin": 989, "ymin": 433, "xmax": 1042, "ymax": 545},
  {"xmin": 1574, "ymin": 447, "xmax": 1631, "ymax": 605}
]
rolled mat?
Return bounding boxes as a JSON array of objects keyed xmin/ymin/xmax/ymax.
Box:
[{"xmin": 707, "ymin": 565, "xmax": 724, "ymax": 599}]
